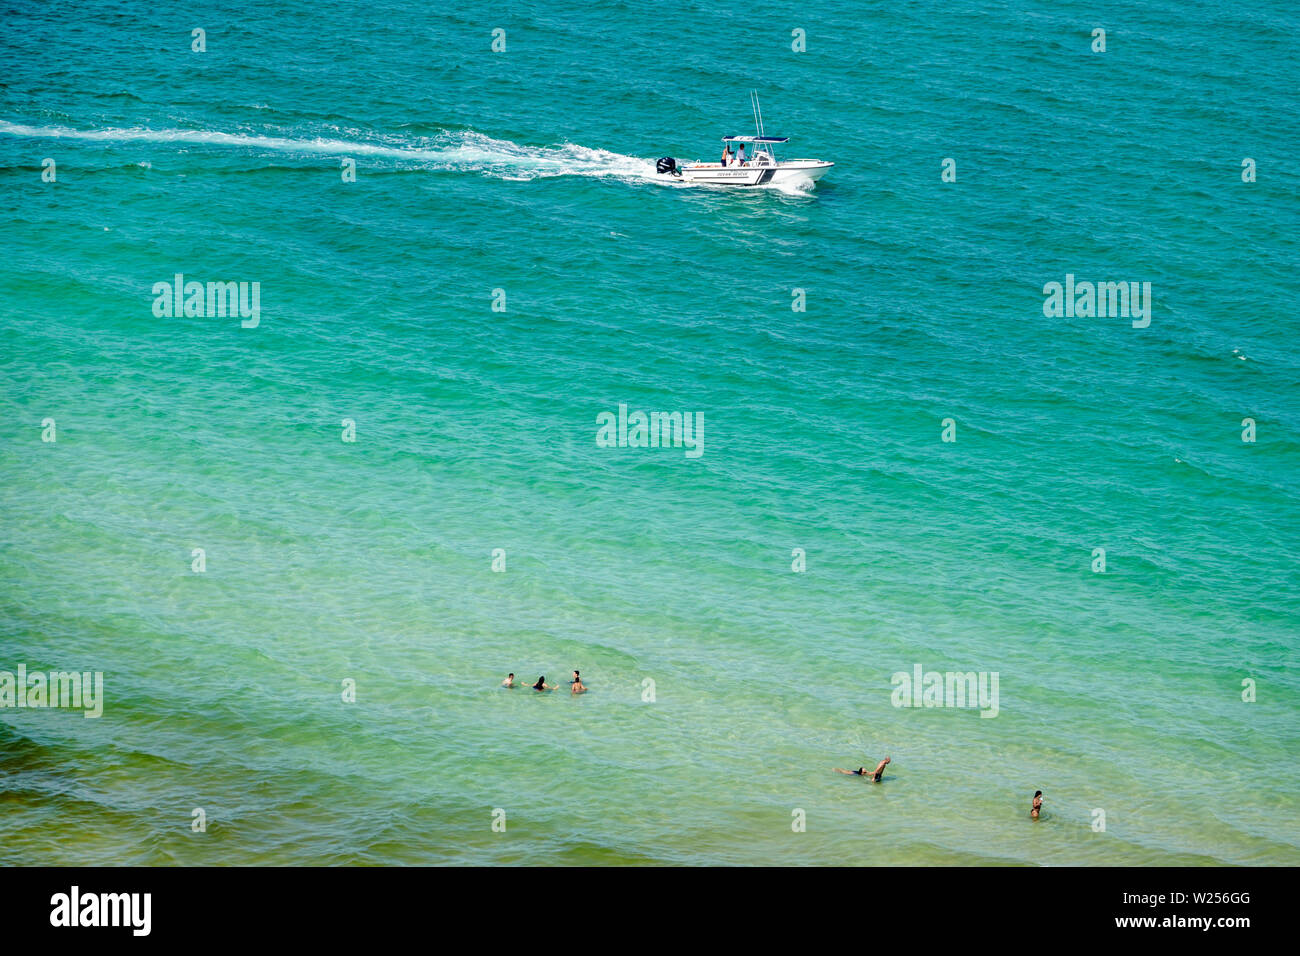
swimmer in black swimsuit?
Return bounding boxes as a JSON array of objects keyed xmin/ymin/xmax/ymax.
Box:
[
  {"xmin": 1031, "ymin": 790, "xmax": 1043, "ymax": 819},
  {"xmin": 833, "ymin": 757, "xmax": 890, "ymax": 781}
]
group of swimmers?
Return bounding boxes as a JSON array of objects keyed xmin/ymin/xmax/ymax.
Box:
[
  {"xmin": 500, "ymin": 680, "xmax": 1045, "ymax": 816},
  {"xmin": 835, "ymin": 757, "xmax": 1046, "ymax": 819},
  {"xmin": 502, "ymin": 670, "xmax": 586, "ymax": 695}
]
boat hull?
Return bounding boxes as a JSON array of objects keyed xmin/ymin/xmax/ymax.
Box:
[{"xmin": 677, "ymin": 160, "xmax": 833, "ymax": 187}]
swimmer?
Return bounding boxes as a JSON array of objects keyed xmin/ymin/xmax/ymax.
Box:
[
  {"xmin": 833, "ymin": 757, "xmax": 890, "ymax": 782},
  {"xmin": 571, "ymin": 670, "xmax": 587, "ymax": 695},
  {"xmin": 1031, "ymin": 790, "xmax": 1042, "ymax": 819},
  {"xmin": 530, "ymin": 676, "xmax": 556, "ymax": 691},
  {"xmin": 502, "ymin": 673, "xmax": 517, "ymax": 687}
]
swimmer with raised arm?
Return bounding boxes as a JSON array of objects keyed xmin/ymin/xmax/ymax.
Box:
[
  {"xmin": 833, "ymin": 757, "xmax": 890, "ymax": 782},
  {"xmin": 1031, "ymin": 791, "xmax": 1043, "ymax": 819}
]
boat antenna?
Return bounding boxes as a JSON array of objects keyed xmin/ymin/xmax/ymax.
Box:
[{"xmin": 750, "ymin": 89, "xmax": 765, "ymax": 138}]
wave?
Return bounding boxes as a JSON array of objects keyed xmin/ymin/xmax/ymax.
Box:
[{"xmin": 0, "ymin": 120, "xmax": 659, "ymax": 183}]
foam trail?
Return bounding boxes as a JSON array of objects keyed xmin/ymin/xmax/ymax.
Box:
[
  {"xmin": 0, "ymin": 120, "xmax": 823, "ymax": 193},
  {"xmin": 0, "ymin": 120, "xmax": 659, "ymax": 182}
]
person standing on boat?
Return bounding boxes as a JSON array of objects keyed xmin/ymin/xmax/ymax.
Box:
[
  {"xmin": 734, "ymin": 142, "xmax": 747, "ymax": 165},
  {"xmin": 720, "ymin": 143, "xmax": 733, "ymax": 166}
]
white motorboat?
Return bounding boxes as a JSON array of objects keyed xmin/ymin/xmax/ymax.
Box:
[{"xmin": 656, "ymin": 92, "xmax": 833, "ymax": 188}]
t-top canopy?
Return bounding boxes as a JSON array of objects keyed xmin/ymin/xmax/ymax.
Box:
[{"xmin": 722, "ymin": 135, "xmax": 788, "ymax": 143}]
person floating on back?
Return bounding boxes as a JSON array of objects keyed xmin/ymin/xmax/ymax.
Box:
[
  {"xmin": 1031, "ymin": 790, "xmax": 1043, "ymax": 820},
  {"xmin": 833, "ymin": 756, "xmax": 890, "ymax": 782}
]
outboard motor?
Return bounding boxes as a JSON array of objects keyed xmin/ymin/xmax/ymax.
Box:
[{"xmin": 656, "ymin": 156, "xmax": 678, "ymax": 176}]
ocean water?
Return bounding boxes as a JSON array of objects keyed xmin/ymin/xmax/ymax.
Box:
[{"xmin": 1, "ymin": 0, "xmax": 1297, "ymax": 865}]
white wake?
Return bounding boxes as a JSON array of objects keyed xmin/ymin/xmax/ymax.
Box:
[{"xmin": 0, "ymin": 120, "xmax": 659, "ymax": 183}]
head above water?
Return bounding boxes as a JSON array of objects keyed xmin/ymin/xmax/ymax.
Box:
[
  {"xmin": 534, "ymin": 676, "xmax": 545, "ymax": 689},
  {"xmin": 1034, "ymin": 791, "xmax": 1042, "ymax": 798}
]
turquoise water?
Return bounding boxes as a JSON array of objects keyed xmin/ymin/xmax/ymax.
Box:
[{"xmin": 2, "ymin": 0, "xmax": 1298, "ymax": 865}]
